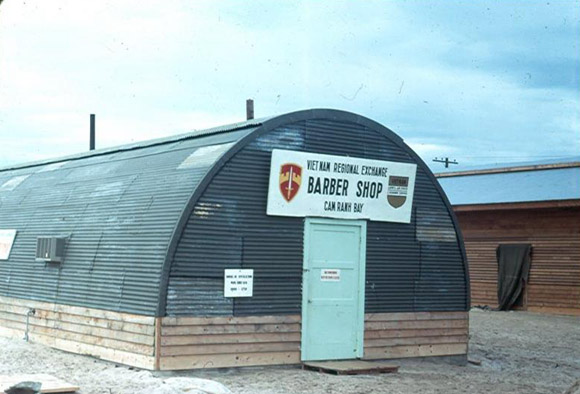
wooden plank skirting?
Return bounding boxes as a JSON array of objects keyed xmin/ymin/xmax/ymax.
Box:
[
  {"xmin": 0, "ymin": 296, "xmax": 468, "ymax": 370},
  {"xmin": 159, "ymin": 311, "xmax": 469, "ymax": 370},
  {"xmin": 363, "ymin": 312, "xmax": 468, "ymax": 360},
  {"xmin": 0, "ymin": 295, "xmax": 156, "ymax": 370},
  {"xmin": 159, "ymin": 315, "xmax": 302, "ymax": 370}
]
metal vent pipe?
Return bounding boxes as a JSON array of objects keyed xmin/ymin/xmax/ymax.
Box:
[
  {"xmin": 246, "ymin": 99, "xmax": 254, "ymax": 120},
  {"xmin": 90, "ymin": 114, "xmax": 95, "ymax": 150}
]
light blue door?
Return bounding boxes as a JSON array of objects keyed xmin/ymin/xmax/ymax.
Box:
[{"xmin": 301, "ymin": 218, "xmax": 366, "ymax": 361}]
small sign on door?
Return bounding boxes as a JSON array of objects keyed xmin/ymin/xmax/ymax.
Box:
[
  {"xmin": 224, "ymin": 269, "xmax": 254, "ymax": 297},
  {"xmin": 321, "ymin": 269, "xmax": 341, "ymax": 282}
]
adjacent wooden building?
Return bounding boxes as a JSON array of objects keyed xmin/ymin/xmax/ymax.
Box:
[
  {"xmin": 0, "ymin": 109, "xmax": 470, "ymax": 369},
  {"xmin": 437, "ymin": 159, "xmax": 580, "ymax": 315}
]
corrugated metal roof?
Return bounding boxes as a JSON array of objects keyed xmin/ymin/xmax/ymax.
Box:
[
  {"xmin": 0, "ymin": 120, "xmax": 262, "ymax": 315},
  {"xmin": 0, "ymin": 117, "xmax": 269, "ymax": 173},
  {"xmin": 437, "ymin": 165, "xmax": 580, "ymax": 206},
  {"xmin": 435, "ymin": 156, "xmax": 580, "ymax": 175}
]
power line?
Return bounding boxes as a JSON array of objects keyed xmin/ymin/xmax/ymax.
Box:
[{"xmin": 456, "ymin": 155, "xmax": 575, "ymax": 159}]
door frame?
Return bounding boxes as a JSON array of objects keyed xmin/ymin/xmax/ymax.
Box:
[{"xmin": 301, "ymin": 217, "xmax": 367, "ymax": 361}]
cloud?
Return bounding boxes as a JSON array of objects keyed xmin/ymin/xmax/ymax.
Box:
[{"xmin": 0, "ymin": 0, "xmax": 578, "ymax": 169}]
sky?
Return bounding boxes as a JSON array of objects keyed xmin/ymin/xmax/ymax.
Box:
[{"xmin": 0, "ymin": 0, "xmax": 578, "ymax": 171}]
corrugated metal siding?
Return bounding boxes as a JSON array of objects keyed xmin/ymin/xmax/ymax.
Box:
[
  {"xmin": 168, "ymin": 118, "xmax": 468, "ymax": 316},
  {"xmin": 438, "ymin": 166, "xmax": 580, "ymax": 205},
  {"xmin": 0, "ymin": 119, "xmax": 268, "ymax": 174},
  {"xmin": 0, "ymin": 127, "xmax": 257, "ymax": 315}
]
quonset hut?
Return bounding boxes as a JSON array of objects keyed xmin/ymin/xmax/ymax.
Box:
[{"xmin": 0, "ymin": 109, "xmax": 469, "ymax": 370}]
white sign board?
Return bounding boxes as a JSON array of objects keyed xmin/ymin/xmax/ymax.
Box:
[
  {"xmin": 267, "ymin": 149, "xmax": 417, "ymax": 223},
  {"xmin": 0, "ymin": 230, "xmax": 17, "ymax": 260},
  {"xmin": 321, "ymin": 269, "xmax": 341, "ymax": 282},
  {"xmin": 224, "ymin": 269, "xmax": 254, "ymax": 297}
]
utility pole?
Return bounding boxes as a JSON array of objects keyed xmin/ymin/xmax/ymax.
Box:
[{"xmin": 433, "ymin": 157, "xmax": 458, "ymax": 168}]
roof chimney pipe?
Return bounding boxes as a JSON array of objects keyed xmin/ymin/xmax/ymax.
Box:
[
  {"xmin": 90, "ymin": 114, "xmax": 96, "ymax": 151},
  {"xmin": 246, "ymin": 99, "xmax": 254, "ymax": 120}
]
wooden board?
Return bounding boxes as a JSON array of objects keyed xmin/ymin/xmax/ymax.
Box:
[
  {"xmin": 364, "ymin": 343, "xmax": 468, "ymax": 359},
  {"xmin": 158, "ymin": 315, "xmax": 301, "ymax": 370},
  {"xmin": 162, "ymin": 315, "xmax": 301, "ymax": 326},
  {"xmin": 0, "ymin": 374, "xmax": 79, "ymax": 393},
  {"xmin": 159, "ymin": 351, "xmax": 300, "ymax": 370},
  {"xmin": 303, "ymin": 360, "xmax": 399, "ymax": 375},
  {"xmin": 527, "ymin": 306, "xmax": 580, "ymax": 316},
  {"xmin": 0, "ymin": 296, "xmax": 156, "ymax": 370},
  {"xmin": 158, "ymin": 311, "xmax": 469, "ymax": 370}
]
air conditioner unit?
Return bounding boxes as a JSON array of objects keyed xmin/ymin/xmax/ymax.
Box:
[{"xmin": 35, "ymin": 237, "xmax": 66, "ymax": 263}]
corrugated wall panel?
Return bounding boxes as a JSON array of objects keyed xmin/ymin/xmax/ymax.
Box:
[
  {"xmin": 168, "ymin": 118, "xmax": 468, "ymax": 316},
  {"xmin": 0, "ymin": 127, "xmax": 258, "ymax": 315}
]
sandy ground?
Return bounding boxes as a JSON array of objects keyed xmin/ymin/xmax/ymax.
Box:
[{"xmin": 1, "ymin": 309, "xmax": 579, "ymax": 394}]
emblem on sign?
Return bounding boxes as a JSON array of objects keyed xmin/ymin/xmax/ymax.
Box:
[
  {"xmin": 279, "ymin": 163, "xmax": 302, "ymax": 202},
  {"xmin": 387, "ymin": 176, "xmax": 409, "ymax": 208}
]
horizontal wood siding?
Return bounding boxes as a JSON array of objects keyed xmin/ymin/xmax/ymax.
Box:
[
  {"xmin": 363, "ymin": 312, "xmax": 468, "ymax": 359},
  {"xmin": 456, "ymin": 207, "xmax": 580, "ymax": 313},
  {"xmin": 464, "ymin": 240, "xmax": 499, "ymax": 308},
  {"xmin": 159, "ymin": 312, "xmax": 468, "ymax": 370},
  {"xmin": 159, "ymin": 315, "xmax": 301, "ymax": 370},
  {"xmin": 0, "ymin": 296, "xmax": 156, "ymax": 369}
]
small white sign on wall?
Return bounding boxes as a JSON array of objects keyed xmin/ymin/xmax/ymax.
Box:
[
  {"xmin": 321, "ymin": 269, "xmax": 341, "ymax": 282},
  {"xmin": 0, "ymin": 230, "xmax": 17, "ymax": 260},
  {"xmin": 224, "ymin": 269, "xmax": 254, "ymax": 297}
]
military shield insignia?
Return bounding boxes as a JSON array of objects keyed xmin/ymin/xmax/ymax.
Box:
[
  {"xmin": 279, "ymin": 163, "xmax": 302, "ymax": 202},
  {"xmin": 387, "ymin": 176, "xmax": 409, "ymax": 208}
]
